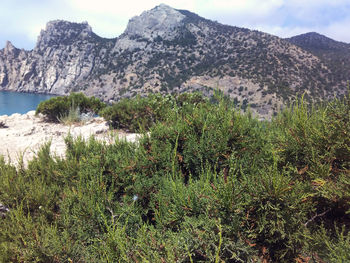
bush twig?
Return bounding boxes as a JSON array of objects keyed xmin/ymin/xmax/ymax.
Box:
[
  {"xmin": 304, "ymin": 209, "xmax": 331, "ymax": 227},
  {"xmin": 0, "ymin": 121, "xmax": 8, "ymax": 128}
]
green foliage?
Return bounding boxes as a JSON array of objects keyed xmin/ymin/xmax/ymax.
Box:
[
  {"xmin": 36, "ymin": 92, "xmax": 106, "ymax": 122},
  {"xmin": 2, "ymin": 92, "xmax": 350, "ymax": 262},
  {"xmin": 100, "ymin": 92, "xmax": 207, "ymax": 132},
  {"xmin": 272, "ymin": 94, "xmax": 350, "ymax": 233},
  {"xmin": 309, "ymin": 225, "xmax": 350, "ymax": 262}
]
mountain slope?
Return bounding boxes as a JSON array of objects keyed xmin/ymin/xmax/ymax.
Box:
[
  {"xmin": 287, "ymin": 32, "xmax": 350, "ymax": 87},
  {"xmin": 0, "ymin": 4, "xmax": 348, "ymax": 117}
]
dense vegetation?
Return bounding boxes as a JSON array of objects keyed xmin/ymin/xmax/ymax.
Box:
[
  {"xmin": 100, "ymin": 92, "xmax": 207, "ymax": 132},
  {"xmin": 1, "ymin": 92, "xmax": 350, "ymax": 262}
]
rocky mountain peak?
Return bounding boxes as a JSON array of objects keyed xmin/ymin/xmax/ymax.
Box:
[
  {"xmin": 2, "ymin": 41, "xmax": 20, "ymax": 58},
  {"xmin": 4, "ymin": 41, "xmax": 16, "ymax": 53},
  {"xmin": 124, "ymin": 3, "xmax": 185, "ymax": 40},
  {"xmin": 36, "ymin": 20, "xmax": 93, "ymax": 49}
]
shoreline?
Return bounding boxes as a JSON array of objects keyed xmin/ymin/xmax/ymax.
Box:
[{"xmin": 0, "ymin": 89, "xmax": 61, "ymax": 96}]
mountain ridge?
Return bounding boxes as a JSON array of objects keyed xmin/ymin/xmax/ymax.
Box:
[
  {"xmin": 286, "ymin": 32, "xmax": 350, "ymax": 90},
  {"xmin": 287, "ymin": 32, "xmax": 350, "ymax": 52},
  {"xmin": 0, "ymin": 4, "xmax": 348, "ymax": 117}
]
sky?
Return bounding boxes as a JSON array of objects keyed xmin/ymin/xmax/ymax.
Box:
[{"xmin": 1, "ymin": 0, "xmax": 350, "ymax": 50}]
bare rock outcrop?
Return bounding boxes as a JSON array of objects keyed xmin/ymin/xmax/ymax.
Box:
[{"xmin": 124, "ymin": 4, "xmax": 185, "ymax": 41}]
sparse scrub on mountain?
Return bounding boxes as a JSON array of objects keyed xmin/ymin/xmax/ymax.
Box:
[{"xmin": 1, "ymin": 92, "xmax": 350, "ymax": 262}]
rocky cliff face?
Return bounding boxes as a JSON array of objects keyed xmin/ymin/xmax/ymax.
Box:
[
  {"xmin": 0, "ymin": 20, "xmax": 115, "ymax": 95},
  {"xmin": 0, "ymin": 4, "xmax": 348, "ymax": 117}
]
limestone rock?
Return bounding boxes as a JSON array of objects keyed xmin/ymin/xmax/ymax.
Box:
[
  {"xmin": 35, "ymin": 20, "xmax": 93, "ymax": 50},
  {"xmin": 124, "ymin": 4, "xmax": 185, "ymax": 40}
]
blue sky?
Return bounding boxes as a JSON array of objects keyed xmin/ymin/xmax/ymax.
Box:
[{"xmin": 1, "ymin": 0, "xmax": 350, "ymax": 50}]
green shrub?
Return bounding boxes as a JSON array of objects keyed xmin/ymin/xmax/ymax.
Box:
[
  {"xmin": 100, "ymin": 95, "xmax": 158, "ymax": 132},
  {"xmin": 100, "ymin": 92, "xmax": 207, "ymax": 132},
  {"xmin": 36, "ymin": 92, "xmax": 106, "ymax": 122}
]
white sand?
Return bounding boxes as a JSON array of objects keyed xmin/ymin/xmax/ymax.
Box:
[{"xmin": 0, "ymin": 111, "xmax": 139, "ymax": 166}]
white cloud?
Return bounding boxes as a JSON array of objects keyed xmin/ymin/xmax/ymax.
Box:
[
  {"xmin": 66, "ymin": 0, "xmax": 196, "ymax": 17},
  {"xmin": 62, "ymin": 0, "xmax": 198, "ymax": 38},
  {"xmin": 197, "ymin": 0, "xmax": 283, "ymax": 14},
  {"xmin": 1, "ymin": 0, "xmax": 350, "ymax": 49},
  {"xmin": 254, "ymin": 25, "xmax": 315, "ymax": 38},
  {"xmin": 323, "ymin": 18, "xmax": 350, "ymax": 43},
  {"xmin": 284, "ymin": 0, "xmax": 349, "ymax": 7}
]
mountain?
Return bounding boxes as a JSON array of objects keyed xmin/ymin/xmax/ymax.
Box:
[
  {"xmin": 287, "ymin": 32, "xmax": 350, "ymax": 55},
  {"xmin": 0, "ymin": 4, "xmax": 348, "ymax": 117},
  {"xmin": 286, "ymin": 32, "xmax": 350, "ymax": 88}
]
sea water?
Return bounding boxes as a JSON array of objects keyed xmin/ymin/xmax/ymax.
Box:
[{"xmin": 0, "ymin": 91, "xmax": 56, "ymax": 115}]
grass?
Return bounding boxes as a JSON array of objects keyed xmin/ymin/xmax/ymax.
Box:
[
  {"xmin": 0, "ymin": 92, "xmax": 350, "ymax": 262},
  {"xmin": 57, "ymin": 104, "xmax": 82, "ymax": 125}
]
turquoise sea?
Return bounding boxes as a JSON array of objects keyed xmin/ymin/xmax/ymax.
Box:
[{"xmin": 0, "ymin": 91, "xmax": 56, "ymax": 115}]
